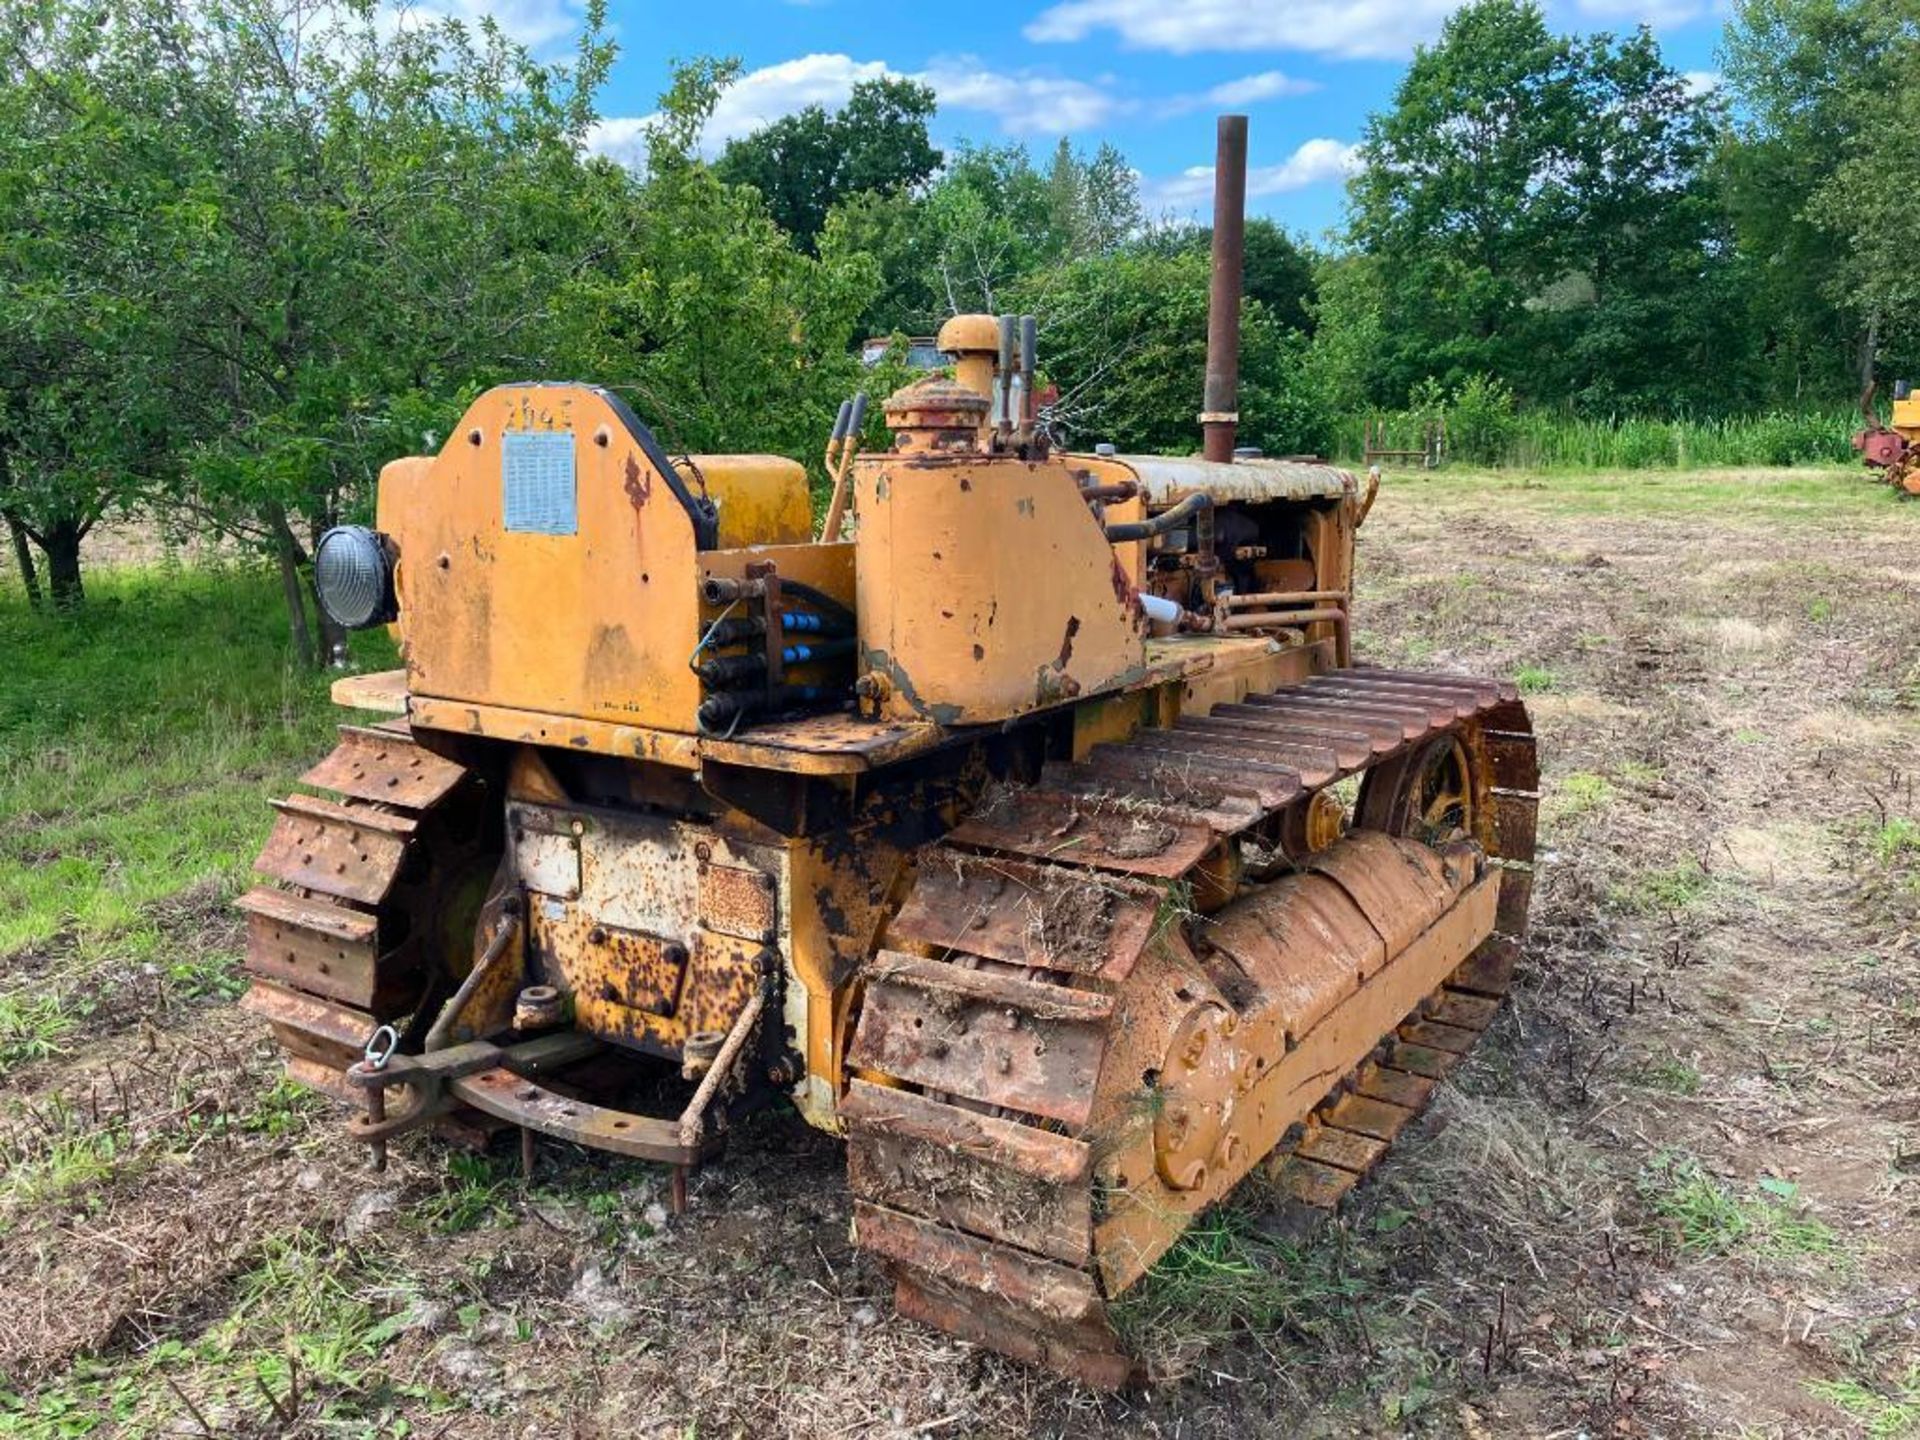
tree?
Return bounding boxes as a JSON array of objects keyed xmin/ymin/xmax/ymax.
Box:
[
  {"xmin": 1347, "ymin": 0, "xmax": 1729, "ymax": 407},
  {"xmin": 715, "ymin": 78, "xmax": 940, "ymax": 251},
  {"xmin": 1013, "ymin": 246, "xmax": 1328, "ymax": 459},
  {"xmin": 1722, "ymin": 0, "xmax": 1920, "ymax": 397}
]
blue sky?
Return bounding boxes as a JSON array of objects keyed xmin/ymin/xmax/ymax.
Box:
[{"xmin": 456, "ymin": 0, "xmax": 1728, "ymax": 239}]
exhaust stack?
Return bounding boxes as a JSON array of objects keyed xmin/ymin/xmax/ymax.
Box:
[{"xmin": 1202, "ymin": 114, "xmax": 1248, "ymax": 464}]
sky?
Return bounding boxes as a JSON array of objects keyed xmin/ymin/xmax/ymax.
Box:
[{"xmin": 437, "ymin": 0, "xmax": 1728, "ymax": 239}]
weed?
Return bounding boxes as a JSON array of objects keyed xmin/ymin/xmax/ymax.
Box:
[
  {"xmin": 1808, "ymin": 596, "xmax": 1835, "ymax": 624},
  {"xmin": 1807, "ymin": 1366, "xmax": 1920, "ymax": 1437},
  {"xmin": 1870, "ymin": 818, "xmax": 1920, "ymax": 868},
  {"xmin": 1552, "ymin": 770, "xmax": 1614, "ymax": 822},
  {"xmin": 1638, "ymin": 1154, "xmax": 1840, "ymax": 1261},
  {"xmin": 1631, "ymin": 1057, "xmax": 1702, "ymax": 1095},
  {"xmin": 1514, "ymin": 665, "xmax": 1557, "ymax": 694},
  {"xmin": 1617, "ymin": 856, "xmax": 1712, "ymax": 913},
  {"xmin": 422, "ymin": 1152, "xmax": 514, "ymax": 1235},
  {"xmin": 0, "ymin": 993, "xmax": 78, "ymax": 1073}
]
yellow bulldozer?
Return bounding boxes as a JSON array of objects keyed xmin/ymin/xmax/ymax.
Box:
[{"xmin": 238, "ymin": 118, "xmax": 1537, "ymax": 1385}]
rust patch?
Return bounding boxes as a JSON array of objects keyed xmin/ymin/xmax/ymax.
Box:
[
  {"xmin": 1055, "ymin": 616, "xmax": 1081, "ymax": 670},
  {"xmin": 622, "ymin": 453, "xmax": 652, "ymax": 507}
]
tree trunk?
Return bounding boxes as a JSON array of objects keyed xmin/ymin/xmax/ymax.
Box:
[
  {"xmin": 312, "ymin": 571, "xmax": 350, "ymax": 667},
  {"xmin": 267, "ymin": 506, "xmax": 316, "ymax": 668},
  {"xmin": 3, "ymin": 510, "xmax": 41, "ymax": 611},
  {"xmin": 41, "ymin": 518, "xmax": 84, "ymax": 610},
  {"xmin": 1859, "ymin": 309, "xmax": 1882, "ymax": 401}
]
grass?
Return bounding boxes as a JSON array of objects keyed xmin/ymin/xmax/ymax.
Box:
[
  {"xmin": 1630, "ymin": 1056, "xmax": 1703, "ymax": 1096},
  {"xmin": 0, "ymin": 992, "xmax": 79, "ymax": 1074},
  {"xmin": 1336, "ymin": 406, "xmax": 1861, "ymax": 472},
  {"xmin": 0, "ymin": 566, "xmax": 393, "ymax": 962},
  {"xmin": 1616, "ymin": 855, "xmax": 1713, "ymax": 913},
  {"xmin": 1870, "ymin": 818, "xmax": 1920, "ymax": 869},
  {"xmin": 1807, "ymin": 1367, "xmax": 1920, "ymax": 1438},
  {"xmin": 1514, "ymin": 664, "xmax": 1557, "ymax": 695},
  {"xmin": 1378, "ymin": 463, "xmax": 1904, "ymax": 527},
  {"xmin": 1637, "ymin": 1153, "xmax": 1841, "ymax": 1262},
  {"xmin": 1549, "ymin": 769, "xmax": 1613, "ymax": 825}
]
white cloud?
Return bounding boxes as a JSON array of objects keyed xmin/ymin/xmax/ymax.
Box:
[
  {"xmin": 587, "ymin": 51, "xmax": 1132, "ymax": 169},
  {"xmin": 1207, "ymin": 70, "xmax": 1321, "ymax": 105},
  {"xmin": 394, "ymin": 0, "xmax": 588, "ymax": 51},
  {"xmin": 1681, "ymin": 69, "xmax": 1720, "ymax": 96},
  {"xmin": 1141, "ymin": 138, "xmax": 1361, "ymax": 211},
  {"xmin": 1025, "ymin": 0, "xmax": 1467, "ymax": 61}
]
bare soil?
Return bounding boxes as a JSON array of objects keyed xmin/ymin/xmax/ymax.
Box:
[{"xmin": 5, "ymin": 468, "xmax": 1919, "ymax": 1438}]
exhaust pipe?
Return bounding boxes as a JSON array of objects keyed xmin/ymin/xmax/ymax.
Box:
[{"xmin": 1202, "ymin": 115, "xmax": 1248, "ymax": 464}]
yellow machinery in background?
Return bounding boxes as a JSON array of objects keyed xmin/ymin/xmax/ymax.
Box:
[
  {"xmin": 1855, "ymin": 379, "xmax": 1920, "ymax": 494},
  {"xmin": 239, "ymin": 117, "xmax": 1538, "ymax": 1385}
]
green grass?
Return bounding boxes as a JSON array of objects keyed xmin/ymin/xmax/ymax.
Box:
[
  {"xmin": 1513, "ymin": 664, "xmax": 1558, "ymax": 695},
  {"xmin": 1376, "ymin": 463, "xmax": 1902, "ymax": 527},
  {"xmin": 1807, "ymin": 1367, "xmax": 1920, "ymax": 1437},
  {"xmin": 1550, "ymin": 770, "xmax": 1613, "ymax": 824},
  {"xmin": 1638, "ymin": 1153, "xmax": 1841, "ymax": 1262},
  {"xmin": 1615, "ymin": 855, "xmax": 1713, "ymax": 913},
  {"xmin": 1870, "ymin": 818, "xmax": 1920, "ymax": 869},
  {"xmin": 1337, "ymin": 406, "xmax": 1861, "ymax": 472},
  {"xmin": 1630, "ymin": 1056, "xmax": 1703, "ymax": 1096},
  {"xmin": 0, "ymin": 566, "xmax": 394, "ymax": 962},
  {"xmin": 0, "ymin": 992, "xmax": 79, "ymax": 1074}
]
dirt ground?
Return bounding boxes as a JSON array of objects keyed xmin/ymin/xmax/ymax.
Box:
[{"xmin": 4, "ymin": 467, "xmax": 1920, "ymax": 1437}]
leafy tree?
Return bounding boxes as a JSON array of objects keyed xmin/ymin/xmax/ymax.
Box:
[
  {"xmin": 1014, "ymin": 247, "xmax": 1328, "ymax": 459},
  {"xmin": 1347, "ymin": 0, "xmax": 1729, "ymax": 408},
  {"xmin": 577, "ymin": 59, "xmax": 877, "ymax": 465},
  {"xmin": 715, "ymin": 78, "xmax": 940, "ymax": 252},
  {"xmin": 1723, "ymin": 0, "xmax": 1920, "ymax": 397}
]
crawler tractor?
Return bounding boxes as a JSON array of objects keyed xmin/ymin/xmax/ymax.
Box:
[
  {"xmin": 1855, "ymin": 379, "xmax": 1920, "ymax": 495},
  {"xmin": 241, "ymin": 118, "xmax": 1537, "ymax": 1384}
]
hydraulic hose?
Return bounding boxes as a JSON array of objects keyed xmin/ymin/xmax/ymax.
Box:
[{"xmin": 1105, "ymin": 491, "xmax": 1212, "ymax": 543}]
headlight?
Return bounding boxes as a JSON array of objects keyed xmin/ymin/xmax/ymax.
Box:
[{"xmin": 314, "ymin": 525, "xmax": 397, "ymax": 630}]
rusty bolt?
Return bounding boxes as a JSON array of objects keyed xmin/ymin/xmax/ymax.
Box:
[
  {"xmin": 664, "ymin": 943, "xmax": 688, "ymax": 966},
  {"xmin": 694, "ymin": 841, "xmax": 712, "ymax": 863},
  {"xmin": 588, "ymin": 926, "xmax": 607, "ymax": 945}
]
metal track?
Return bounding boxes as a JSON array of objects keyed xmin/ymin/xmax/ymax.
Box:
[
  {"xmin": 842, "ymin": 667, "xmax": 1538, "ymax": 1386},
  {"xmin": 239, "ymin": 723, "xmax": 478, "ymax": 1099}
]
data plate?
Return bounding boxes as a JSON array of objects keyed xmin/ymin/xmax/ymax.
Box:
[{"xmin": 502, "ymin": 430, "xmax": 577, "ymax": 534}]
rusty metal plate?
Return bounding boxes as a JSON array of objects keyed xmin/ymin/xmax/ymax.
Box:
[
  {"xmin": 1491, "ymin": 790, "xmax": 1539, "ymax": 864},
  {"xmin": 889, "ymin": 850, "xmax": 1160, "ymax": 978},
  {"xmin": 1319, "ymin": 1092, "xmax": 1416, "ymax": 1142},
  {"xmin": 1239, "ymin": 691, "xmax": 1433, "ymax": 739},
  {"xmin": 1046, "ymin": 757, "xmax": 1268, "ymax": 832},
  {"xmin": 1182, "ymin": 711, "xmax": 1375, "ymax": 768},
  {"xmin": 846, "ymin": 1118, "xmax": 1092, "ymax": 1266},
  {"xmin": 1430, "ymin": 990, "xmax": 1500, "ymax": 1032},
  {"xmin": 1348, "ymin": 666, "xmax": 1515, "ymax": 703},
  {"xmin": 1399, "ymin": 1018, "xmax": 1480, "ymax": 1054},
  {"xmin": 1449, "ymin": 934, "xmax": 1520, "ymax": 997},
  {"xmin": 1297, "ymin": 679, "xmax": 1461, "ymax": 727},
  {"xmin": 698, "ymin": 862, "xmax": 778, "ymax": 943},
  {"xmin": 893, "ymin": 1272, "xmax": 1131, "ymax": 1391},
  {"xmin": 302, "ymin": 726, "xmax": 467, "ymax": 810},
  {"xmin": 853, "ymin": 1200, "xmax": 1103, "ymax": 1326},
  {"xmin": 946, "ymin": 789, "xmax": 1217, "ymax": 880},
  {"xmin": 533, "ymin": 904, "xmax": 685, "ymax": 1015},
  {"xmin": 841, "ymin": 1078, "xmax": 1091, "ymax": 1184},
  {"xmin": 1307, "ymin": 831, "xmax": 1464, "ymax": 954},
  {"xmin": 1273, "ymin": 1155, "xmax": 1361, "ymax": 1209},
  {"xmin": 255, "ymin": 799, "xmax": 412, "ymax": 905},
  {"xmin": 1223, "ymin": 697, "xmax": 1410, "ymax": 748},
  {"xmin": 848, "ymin": 951, "xmax": 1111, "ymax": 1127},
  {"xmin": 1295, "ymin": 1125, "xmax": 1389, "ymax": 1174},
  {"xmin": 239, "ymin": 979, "xmax": 371, "ymax": 1067},
  {"xmin": 1124, "ymin": 727, "xmax": 1340, "ymax": 788},
  {"xmin": 452, "ymin": 1067, "xmax": 717, "ymax": 1164},
  {"xmin": 1354, "ymin": 1061, "xmax": 1435, "ymax": 1111},
  {"xmin": 1494, "ymin": 864, "xmax": 1534, "ymax": 938},
  {"xmin": 239, "ymin": 887, "xmax": 399, "ymax": 1012},
  {"xmin": 1079, "ymin": 745, "xmax": 1297, "ymax": 813},
  {"xmin": 1483, "ymin": 729, "xmax": 1540, "ymax": 791}
]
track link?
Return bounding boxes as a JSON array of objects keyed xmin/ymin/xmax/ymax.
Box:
[
  {"xmin": 239, "ymin": 723, "xmax": 479, "ymax": 1098},
  {"xmin": 842, "ymin": 666, "xmax": 1538, "ymax": 1385}
]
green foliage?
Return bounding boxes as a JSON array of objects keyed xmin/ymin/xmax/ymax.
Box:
[
  {"xmin": 715, "ymin": 78, "xmax": 940, "ymax": 251},
  {"xmin": 1805, "ymin": 1366, "xmax": 1920, "ymax": 1437},
  {"xmin": 1342, "ymin": 0, "xmax": 1737, "ymax": 411},
  {"xmin": 0, "ymin": 566, "xmax": 388, "ymax": 956},
  {"xmin": 1638, "ymin": 1153, "xmax": 1841, "ymax": 1260},
  {"xmin": 1015, "ymin": 246, "xmax": 1330, "ymax": 458}
]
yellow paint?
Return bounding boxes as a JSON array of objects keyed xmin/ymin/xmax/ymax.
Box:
[
  {"xmin": 408, "ymin": 695, "xmax": 703, "ymax": 768},
  {"xmin": 1893, "ymin": 393, "xmax": 1920, "ymax": 439},
  {"xmin": 694, "ymin": 455, "xmax": 813, "ymax": 548},
  {"xmin": 854, "ymin": 449, "xmax": 1146, "ymax": 724}
]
